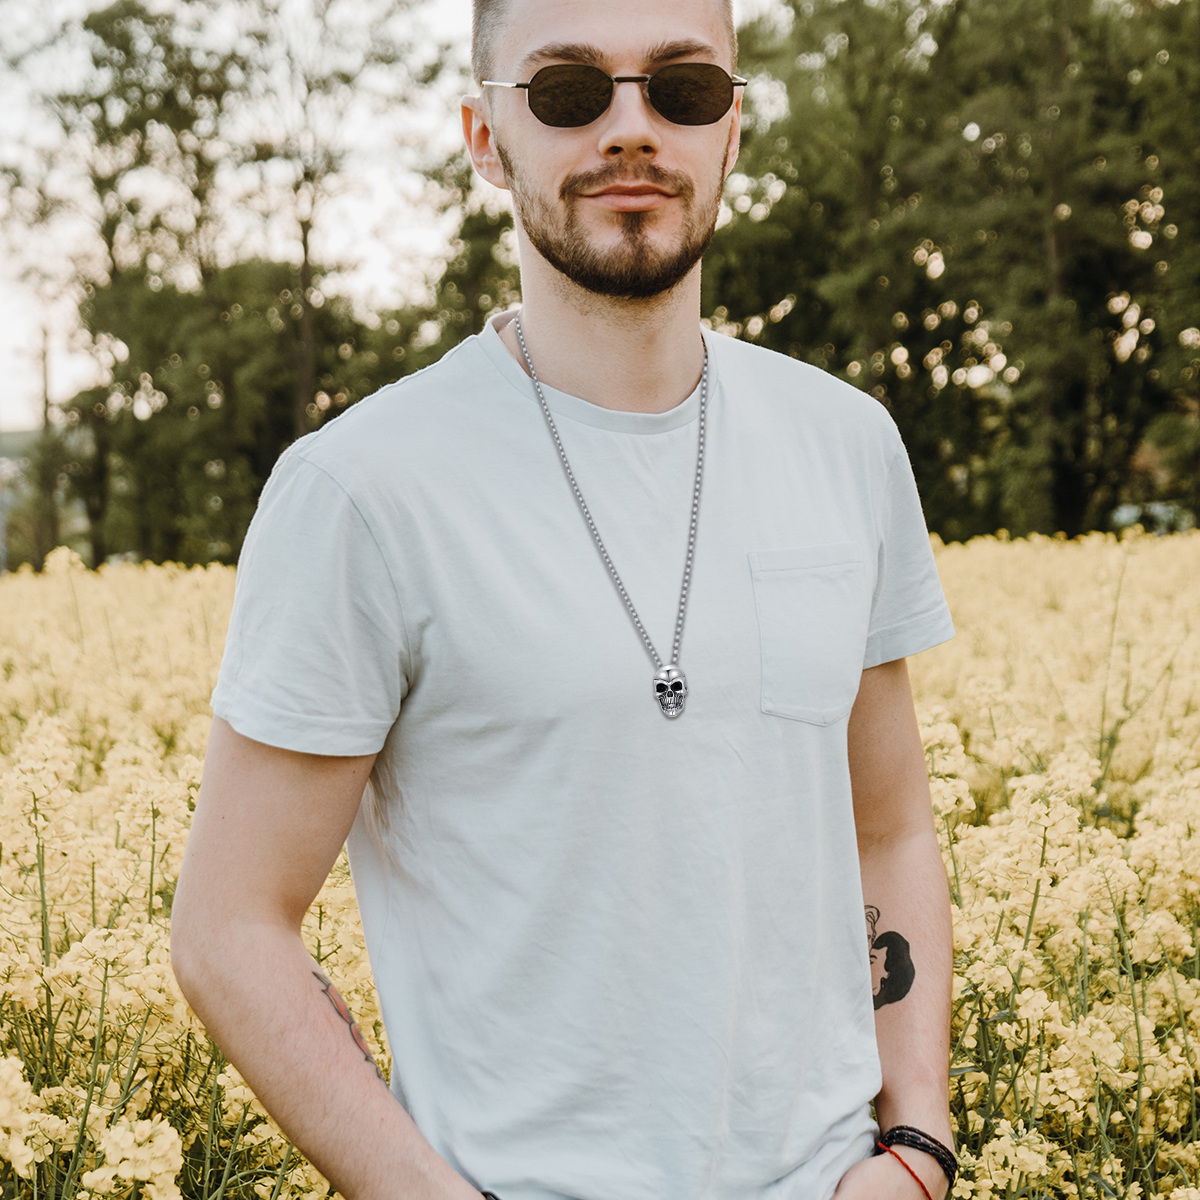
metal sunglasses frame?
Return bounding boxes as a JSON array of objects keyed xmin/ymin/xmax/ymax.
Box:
[{"xmin": 481, "ymin": 62, "xmax": 748, "ymax": 127}]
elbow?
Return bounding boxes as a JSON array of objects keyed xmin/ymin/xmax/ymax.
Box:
[
  {"xmin": 170, "ymin": 867, "xmax": 299, "ymax": 1012},
  {"xmin": 169, "ymin": 879, "xmax": 208, "ymax": 1007},
  {"xmin": 170, "ymin": 863, "xmax": 236, "ymax": 1009}
]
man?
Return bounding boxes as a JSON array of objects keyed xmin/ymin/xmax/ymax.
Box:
[{"xmin": 170, "ymin": 0, "xmax": 958, "ymax": 1197}]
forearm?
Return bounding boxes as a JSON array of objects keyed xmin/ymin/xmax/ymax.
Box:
[
  {"xmin": 860, "ymin": 823, "xmax": 954, "ymax": 1158},
  {"xmin": 172, "ymin": 921, "xmax": 481, "ymax": 1200},
  {"xmin": 861, "ymin": 822, "xmax": 953, "ymax": 1135}
]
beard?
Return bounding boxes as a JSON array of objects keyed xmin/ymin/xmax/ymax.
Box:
[{"xmin": 496, "ymin": 142, "xmax": 725, "ymax": 301}]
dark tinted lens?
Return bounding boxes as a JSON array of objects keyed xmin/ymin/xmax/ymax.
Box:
[
  {"xmin": 649, "ymin": 63, "xmax": 733, "ymax": 125},
  {"xmin": 527, "ymin": 64, "xmax": 614, "ymax": 127}
]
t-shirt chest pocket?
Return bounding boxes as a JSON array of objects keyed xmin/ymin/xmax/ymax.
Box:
[{"xmin": 748, "ymin": 543, "xmax": 871, "ymax": 726}]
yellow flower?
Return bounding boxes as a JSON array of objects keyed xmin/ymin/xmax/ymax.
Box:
[
  {"xmin": 6, "ymin": 507, "xmax": 1200, "ymax": 1195},
  {"xmin": 80, "ymin": 1115, "xmax": 183, "ymax": 1198}
]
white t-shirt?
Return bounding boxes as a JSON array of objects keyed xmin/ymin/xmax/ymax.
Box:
[{"xmin": 212, "ymin": 313, "xmax": 954, "ymax": 1200}]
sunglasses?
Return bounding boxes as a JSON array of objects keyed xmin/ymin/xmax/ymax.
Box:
[{"xmin": 482, "ymin": 62, "xmax": 747, "ymax": 128}]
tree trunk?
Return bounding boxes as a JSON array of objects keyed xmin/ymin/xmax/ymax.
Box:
[
  {"xmin": 294, "ymin": 215, "xmax": 317, "ymax": 441},
  {"xmin": 33, "ymin": 329, "xmax": 61, "ymax": 570},
  {"xmin": 86, "ymin": 405, "xmax": 110, "ymax": 567}
]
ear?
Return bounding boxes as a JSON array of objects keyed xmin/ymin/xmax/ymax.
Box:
[
  {"xmin": 462, "ymin": 94, "xmax": 510, "ymax": 191},
  {"xmin": 722, "ymin": 89, "xmax": 743, "ymax": 179}
]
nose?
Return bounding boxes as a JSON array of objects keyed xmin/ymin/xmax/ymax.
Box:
[{"xmin": 594, "ymin": 78, "xmax": 661, "ymax": 160}]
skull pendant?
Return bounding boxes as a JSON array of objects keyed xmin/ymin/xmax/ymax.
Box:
[{"xmin": 653, "ymin": 664, "xmax": 688, "ymax": 719}]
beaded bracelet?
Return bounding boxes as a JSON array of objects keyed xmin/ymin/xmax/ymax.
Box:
[{"xmin": 876, "ymin": 1124, "xmax": 957, "ymax": 1190}]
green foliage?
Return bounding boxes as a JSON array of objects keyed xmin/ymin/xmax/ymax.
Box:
[
  {"xmin": 60, "ymin": 261, "xmax": 414, "ymax": 565},
  {"xmin": 705, "ymin": 0, "xmax": 1199, "ymax": 539},
  {"xmin": 380, "ymin": 150, "xmax": 521, "ymax": 368},
  {"xmin": 5, "ymin": 0, "xmax": 1200, "ymax": 567},
  {"xmin": 49, "ymin": 0, "xmax": 248, "ymax": 281},
  {"xmin": 3, "ymin": 0, "xmax": 440, "ymax": 567}
]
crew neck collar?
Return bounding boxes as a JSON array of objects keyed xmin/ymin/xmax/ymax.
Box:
[{"xmin": 478, "ymin": 311, "xmax": 712, "ymax": 435}]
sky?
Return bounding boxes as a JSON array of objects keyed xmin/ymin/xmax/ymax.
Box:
[{"xmin": 0, "ymin": 0, "xmax": 770, "ymax": 432}]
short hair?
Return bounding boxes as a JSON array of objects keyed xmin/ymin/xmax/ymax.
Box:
[
  {"xmin": 471, "ymin": 0, "xmax": 737, "ymax": 85},
  {"xmin": 871, "ymin": 932, "xmax": 916, "ymax": 1010}
]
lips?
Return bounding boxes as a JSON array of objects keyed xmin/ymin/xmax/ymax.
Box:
[
  {"xmin": 584, "ymin": 185, "xmax": 674, "ymax": 198},
  {"xmin": 577, "ymin": 184, "xmax": 678, "ymax": 212},
  {"xmin": 564, "ymin": 164, "xmax": 691, "ymax": 204}
]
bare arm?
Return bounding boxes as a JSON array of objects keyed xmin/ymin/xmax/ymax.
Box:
[
  {"xmin": 170, "ymin": 717, "xmax": 483, "ymax": 1200},
  {"xmin": 835, "ymin": 659, "xmax": 954, "ymax": 1200}
]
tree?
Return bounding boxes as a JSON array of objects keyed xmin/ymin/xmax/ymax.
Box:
[
  {"xmin": 1125, "ymin": 0, "xmax": 1200, "ymax": 520},
  {"xmin": 233, "ymin": 0, "xmax": 436, "ymax": 438},
  {"xmin": 704, "ymin": 0, "xmax": 1017, "ymax": 539},
  {"xmin": 3, "ymin": 0, "xmax": 251, "ymax": 562},
  {"xmin": 26, "ymin": 0, "xmax": 249, "ymax": 289},
  {"xmin": 904, "ymin": 0, "xmax": 1178, "ymax": 535},
  {"xmin": 6, "ymin": 0, "xmax": 449, "ymax": 564},
  {"xmin": 59, "ymin": 258, "xmax": 406, "ymax": 564},
  {"xmin": 704, "ymin": 0, "xmax": 1197, "ymax": 537},
  {"xmin": 408, "ymin": 151, "xmax": 521, "ymax": 357}
]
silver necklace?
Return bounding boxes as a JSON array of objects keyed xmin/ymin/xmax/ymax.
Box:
[{"xmin": 513, "ymin": 313, "xmax": 707, "ymax": 719}]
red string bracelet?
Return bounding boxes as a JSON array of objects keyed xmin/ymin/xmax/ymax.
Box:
[{"xmin": 878, "ymin": 1141, "xmax": 935, "ymax": 1200}]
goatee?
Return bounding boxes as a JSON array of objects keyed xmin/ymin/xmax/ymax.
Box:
[{"xmin": 497, "ymin": 145, "xmax": 724, "ymax": 301}]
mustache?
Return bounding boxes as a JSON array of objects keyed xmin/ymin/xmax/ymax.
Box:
[{"xmin": 560, "ymin": 162, "xmax": 695, "ymax": 202}]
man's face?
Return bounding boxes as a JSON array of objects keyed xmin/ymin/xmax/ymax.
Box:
[
  {"xmin": 870, "ymin": 944, "xmax": 887, "ymax": 998},
  {"xmin": 471, "ymin": 0, "xmax": 741, "ymax": 301}
]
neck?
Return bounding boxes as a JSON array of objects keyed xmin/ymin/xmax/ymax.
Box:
[{"xmin": 497, "ymin": 263, "xmax": 705, "ymax": 415}]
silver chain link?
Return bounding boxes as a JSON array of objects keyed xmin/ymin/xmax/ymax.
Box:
[{"xmin": 513, "ymin": 312, "xmax": 707, "ymax": 672}]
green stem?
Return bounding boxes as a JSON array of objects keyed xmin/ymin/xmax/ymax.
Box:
[
  {"xmin": 59, "ymin": 961, "xmax": 110, "ymax": 1200},
  {"xmin": 211, "ymin": 1104, "xmax": 250, "ymax": 1200},
  {"xmin": 269, "ymin": 1144, "xmax": 295, "ymax": 1200}
]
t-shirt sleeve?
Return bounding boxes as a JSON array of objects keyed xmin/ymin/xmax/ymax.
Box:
[
  {"xmin": 210, "ymin": 448, "xmax": 409, "ymax": 755},
  {"xmin": 862, "ymin": 437, "xmax": 955, "ymax": 669}
]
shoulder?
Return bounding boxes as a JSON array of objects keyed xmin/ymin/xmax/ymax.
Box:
[
  {"xmin": 705, "ymin": 330, "xmax": 902, "ymax": 455},
  {"xmin": 276, "ymin": 334, "xmax": 510, "ymax": 491},
  {"xmin": 301, "ymin": 335, "xmax": 487, "ymax": 452}
]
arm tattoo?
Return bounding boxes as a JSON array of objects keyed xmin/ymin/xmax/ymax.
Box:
[
  {"xmin": 313, "ymin": 970, "xmax": 386, "ymax": 1082},
  {"xmin": 865, "ymin": 905, "xmax": 915, "ymax": 1010}
]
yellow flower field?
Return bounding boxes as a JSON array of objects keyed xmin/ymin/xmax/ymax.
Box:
[{"xmin": 2, "ymin": 533, "xmax": 1199, "ymax": 1198}]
